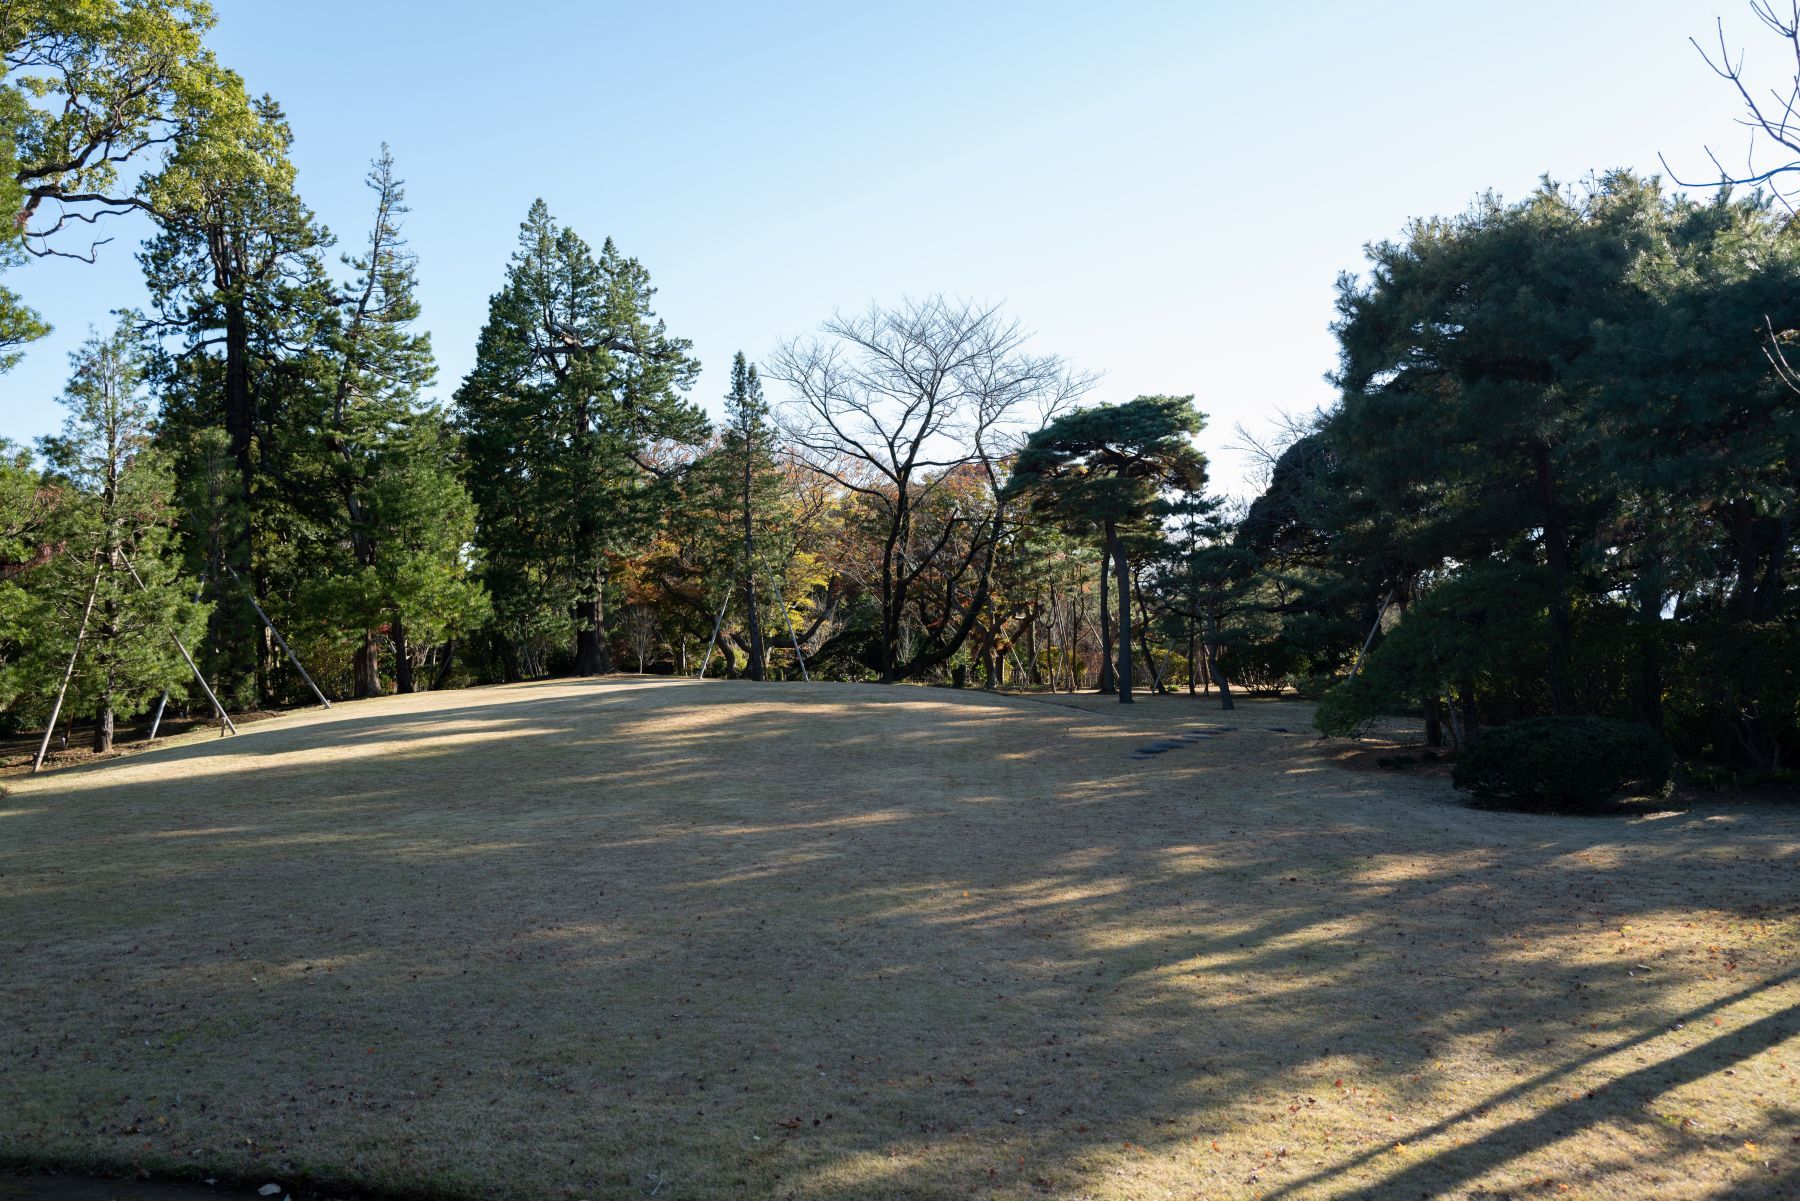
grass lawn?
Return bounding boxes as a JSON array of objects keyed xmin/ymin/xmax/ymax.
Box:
[{"xmin": 2, "ymin": 678, "xmax": 1797, "ymax": 1200}]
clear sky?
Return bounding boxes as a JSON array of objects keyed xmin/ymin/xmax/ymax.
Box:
[{"xmin": 0, "ymin": 0, "xmax": 1769, "ymax": 495}]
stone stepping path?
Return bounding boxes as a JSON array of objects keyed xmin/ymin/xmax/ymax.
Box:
[{"xmin": 1131, "ymin": 727, "xmax": 1236, "ymax": 759}]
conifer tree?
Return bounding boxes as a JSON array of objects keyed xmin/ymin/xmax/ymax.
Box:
[
  {"xmin": 457, "ymin": 201, "xmax": 705, "ymax": 676},
  {"xmin": 311, "ymin": 147, "xmax": 481, "ymax": 695},
  {"xmin": 726, "ymin": 354, "xmax": 771, "ymax": 678},
  {"xmin": 1005, "ymin": 396, "xmax": 1207, "ymax": 703},
  {"xmin": 140, "ymin": 89, "xmax": 335, "ymax": 706},
  {"xmin": 31, "ymin": 326, "xmax": 207, "ymax": 751},
  {"xmin": 0, "ymin": 439, "xmax": 59, "ymax": 718}
]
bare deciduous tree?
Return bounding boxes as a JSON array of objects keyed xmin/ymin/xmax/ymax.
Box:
[
  {"xmin": 1665, "ymin": 2, "xmax": 1800, "ymax": 210},
  {"xmin": 768, "ymin": 296, "xmax": 1090, "ymax": 682},
  {"xmin": 621, "ymin": 604, "xmax": 659, "ymax": 674}
]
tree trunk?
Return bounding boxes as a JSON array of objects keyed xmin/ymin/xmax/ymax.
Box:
[
  {"xmin": 574, "ymin": 565, "xmax": 610, "ymax": 675},
  {"xmin": 1425, "ymin": 696, "xmax": 1444, "ymax": 748},
  {"xmin": 94, "ymin": 584, "xmax": 119, "ymax": 753},
  {"xmin": 742, "ymin": 573, "xmax": 764, "ymax": 682},
  {"xmin": 1458, "ymin": 682, "xmax": 1481, "ymax": 747},
  {"xmin": 742, "ymin": 454, "xmax": 765, "ymax": 682},
  {"xmin": 353, "ymin": 630, "xmax": 382, "ymax": 699},
  {"xmin": 1111, "ymin": 522, "xmax": 1133, "ymax": 704},
  {"xmin": 1097, "ymin": 550, "xmax": 1116, "ymax": 694},
  {"xmin": 1134, "ymin": 579, "xmax": 1158, "ymax": 694},
  {"xmin": 1186, "ymin": 623, "xmax": 1198, "ymax": 695},
  {"xmin": 221, "ymin": 295, "xmax": 259, "ymax": 708},
  {"xmin": 431, "ymin": 639, "xmax": 457, "ymax": 691},
  {"xmin": 1204, "ymin": 615, "xmax": 1233, "ymax": 710},
  {"xmin": 393, "ymin": 615, "xmax": 415, "ymax": 694},
  {"xmin": 1066, "ymin": 590, "xmax": 1081, "ymax": 693}
]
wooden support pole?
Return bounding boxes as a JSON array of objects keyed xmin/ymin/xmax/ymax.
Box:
[
  {"xmin": 32, "ymin": 556, "xmax": 104, "ymax": 773},
  {"xmin": 767, "ymin": 571, "xmax": 809, "ymax": 682},
  {"xmin": 697, "ymin": 588, "xmax": 731, "ymax": 679},
  {"xmin": 224, "ymin": 565, "xmax": 330, "ymax": 709},
  {"xmin": 1346, "ymin": 591, "xmax": 1393, "ymax": 682},
  {"xmin": 121, "ymin": 551, "xmax": 237, "ymax": 736}
]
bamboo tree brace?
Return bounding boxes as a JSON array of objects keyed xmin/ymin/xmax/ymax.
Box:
[
  {"xmin": 223, "ymin": 564, "xmax": 331, "ymax": 709},
  {"xmin": 31, "ymin": 553, "xmax": 105, "ymax": 773},
  {"xmin": 121, "ymin": 550, "xmax": 238, "ymax": 739}
]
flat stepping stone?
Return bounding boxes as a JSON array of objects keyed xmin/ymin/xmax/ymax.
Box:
[{"xmin": 1132, "ymin": 726, "xmax": 1255, "ymax": 758}]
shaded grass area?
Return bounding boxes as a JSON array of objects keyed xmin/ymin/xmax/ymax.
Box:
[{"xmin": 2, "ymin": 679, "xmax": 1797, "ymax": 1200}]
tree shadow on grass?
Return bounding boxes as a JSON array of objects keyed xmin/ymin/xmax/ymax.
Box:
[{"xmin": 3, "ymin": 679, "xmax": 1797, "ymax": 1200}]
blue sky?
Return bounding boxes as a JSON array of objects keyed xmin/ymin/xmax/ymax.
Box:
[{"xmin": 0, "ymin": 0, "xmax": 1767, "ymax": 494}]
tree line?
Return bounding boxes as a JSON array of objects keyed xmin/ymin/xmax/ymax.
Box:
[{"xmin": 2, "ymin": 1, "xmax": 1794, "ymax": 783}]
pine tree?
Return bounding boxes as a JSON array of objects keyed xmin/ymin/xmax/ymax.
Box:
[
  {"xmin": 1004, "ymin": 396, "xmax": 1208, "ymax": 703},
  {"xmin": 0, "ymin": 439, "xmax": 60, "ymax": 718},
  {"xmin": 309, "ymin": 407, "xmax": 487, "ymax": 695},
  {"xmin": 726, "ymin": 354, "xmax": 771, "ymax": 679},
  {"xmin": 457, "ymin": 201, "xmax": 705, "ymax": 677},
  {"xmin": 310, "ymin": 146, "xmax": 481, "ymax": 696},
  {"xmin": 32, "ymin": 326, "xmax": 207, "ymax": 752},
  {"xmin": 139, "ymin": 89, "xmax": 335, "ymax": 707}
]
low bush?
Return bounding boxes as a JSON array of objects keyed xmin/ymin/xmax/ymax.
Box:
[{"xmin": 1453, "ymin": 715, "xmax": 1673, "ymax": 812}]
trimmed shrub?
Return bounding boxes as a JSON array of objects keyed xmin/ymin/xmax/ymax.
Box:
[{"xmin": 1453, "ymin": 716, "xmax": 1673, "ymax": 812}]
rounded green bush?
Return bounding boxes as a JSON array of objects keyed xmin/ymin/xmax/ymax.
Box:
[{"xmin": 1452, "ymin": 715, "xmax": 1673, "ymax": 812}]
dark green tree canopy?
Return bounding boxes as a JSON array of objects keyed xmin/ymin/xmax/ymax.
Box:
[{"xmin": 1004, "ymin": 394, "xmax": 1207, "ymax": 522}]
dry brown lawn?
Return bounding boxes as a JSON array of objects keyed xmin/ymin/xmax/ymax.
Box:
[{"xmin": 2, "ymin": 678, "xmax": 1797, "ymax": 1201}]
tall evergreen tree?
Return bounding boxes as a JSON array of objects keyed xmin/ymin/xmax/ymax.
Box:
[
  {"xmin": 32, "ymin": 326, "xmax": 207, "ymax": 752},
  {"xmin": 313, "ymin": 146, "xmax": 479, "ymax": 696},
  {"xmin": 727, "ymin": 354, "xmax": 770, "ymax": 679},
  {"xmin": 682, "ymin": 352, "xmax": 790, "ymax": 679},
  {"xmin": 457, "ymin": 201, "xmax": 705, "ymax": 677},
  {"xmin": 0, "ymin": 439, "xmax": 60, "ymax": 719},
  {"xmin": 139, "ymin": 89, "xmax": 335, "ymax": 705}
]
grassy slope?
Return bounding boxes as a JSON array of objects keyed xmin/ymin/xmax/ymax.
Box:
[{"xmin": 2, "ymin": 678, "xmax": 1797, "ymax": 1200}]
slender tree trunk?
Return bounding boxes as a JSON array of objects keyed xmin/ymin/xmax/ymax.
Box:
[
  {"xmin": 877, "ymin": 492, "xmax": 910, "ymax": 684},
  {"xmin": 430, "ymin": 639, "xmax": 457, "ymax": 691},
  {"xmin": 1203, "ymin": 613, "xmax": 1233, "ymax": 710},
  {"xmin": 1187, "ymin": 621, "xmax": 1198, "ymax": 695},
  {"xmin": 1134, "ymin": 579, "xmax": 1158, "ymax": 694},
  {"xmin": 1459, "ymin": 682, "xmax": 1481, "ymax": 747},
  {"xmin": 222, "ymin": 295, "xmax": 259, "ymax": 707},
  {"xmin": 94, "ymin": 555, "xmax": 119, "ymax": 752},
  {"xmin": 1097, "ymin": 552, "xmax": 1115, "ymax": 694},
  {"xmin": 393, "ymin": 615, "xmax": 415, "ymax": 694},
  {"xmin": 1110, "ymin": 521, "xmax": 1133, "ymax": 704},
  {"xmin": 1025, "ymin": 608, "xmax": 1042, "ymax": 686},
  {"xmin": 353, "ymin": 630, "xmax": 382, "ymax": 698},
  {"xmin": 742, "ymin": 455, "xmax": 765, "ymax": 682},
  {"xmin": 1425, "ymin": 697, "xmax": 1444, "ymax": 748}
]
